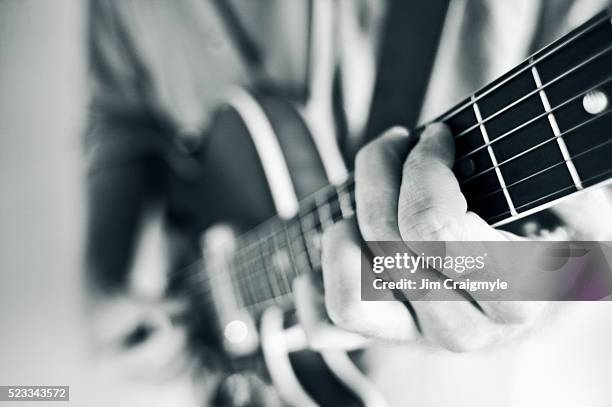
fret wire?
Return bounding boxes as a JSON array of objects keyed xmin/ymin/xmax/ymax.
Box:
[
  {"xmin": 435, "ymin": 12, "xmax": 610, "ymax": 126},
  {"xmin": 234, "ymin": 241, "xmax": 260, "ymax": 308},
  {"xmin": 254, "ymin": 230, "xmax": 280, "ymax": 299},
  {"xmin": 299, "ymin": 210, "xmax": 321, "ymax": 271},
  {"xmin": 236, "ymin": 262, "xmax": 270, "ymax": 310},
  {"xmin": 271, "ymin": 224, "xmax": 293, "ymax": 291},
  {"xmin": 235, "ymin": 248, "xmax": 255, "ymax": 308},
  {"xmin": 469, "ymin": 110, "xmax": 612, "ymax": 205},
  {"xmin": 453, "ymin": 42, "xmax": 612, "ymax": 140},
  {"xmin": 337, "ymin": 184, "xmax": 354, "ymax": 218},
  {"xmin": 251, "ymin": 240, "xmax": 277, "ymax": 303},
  {"xmin": 245, "ymin": 236, "xmax": 268, "ymax": 307},
  {"xmin": 315, "ymin": 195, "xmax": 333, "ymax": 229},
  {"xmin": 287, "ymin": 218, "xmax": 313, "ymax": 276},
  {"xmin": 284, "ymin": 219, "xmax": 303, "ymax": 276},
  {"xmin": 221, "ymin": 252, "xmax": 255, "ymax": 309},
  {"xmin": 457, "ymin": 73, "xmax": 612, "ymax": 179},
  {"xmin": 457, "ymin": 68, "xmax": 612, "ymax": 164},
  {"xmin": 205, "ymin": 242, "xmax": 316, "ymax": 308},
  {"xmin": 291, "ymin": 221, "xmax": 312, "ymax": 275},
  {"xmin": 475, "ymin": 159, "xmax": 571, "ymax": 205},
  {"xmin": 486, "ymin": 167, "xmax": 612, "ymax": 223},
  {"xmin": 472, "ymin": 98, "xmax": 518, "ymax": 216},
  {"xmin": 237, "ymin": 256, "xmax": 253, "ymax": 304},
  {"xmin": 247, "ymin": 228, "xmax": 297, "ymax": 298},
  {"xmin": 225, "ymin": 251, "xmax": 242, "ymax": 307},
  {"xmin": 530, "ymin": 64, "xmax": 584, "ymax": 190},
  {"xmin": 232, "ymin": 235, "xmax": 251, "ymax": 307},
  {"xmin": 282, "ymin": 220, "xmax": 301, "ymax": 280},
  {"xmin": 264, "ymin": 233, "xmax": 291, "ymax": 294},
  {"xmin": 463, "ymin": 101, "xmax": 612, "ymax": 190}
]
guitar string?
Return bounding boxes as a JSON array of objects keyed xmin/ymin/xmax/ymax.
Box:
[
  {"xmin": 452, "ymin": 42, "xmax": 612, "ymax": 141},
  {"xmin": 467, "ymin": 107, "xmax": 612, "ymax": 204},
  {"xmin": 167, "ymin": 179, "xmax": 355, "ymax": 279},
  {"xmin": 433, "ymin": 12, "xmax": 609, "ymax": 124},
  {"xmin": 455, "ymin": 72, "xmax": 612, "ymax": 165},
  {"xmin": 462, "ymin": 97, "xmax": 612, "ymax": 187}
]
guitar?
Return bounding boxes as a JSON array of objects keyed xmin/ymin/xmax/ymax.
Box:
[{"xmin": 165, "ymin": 9, "xmax": 612, "ymax": 406}]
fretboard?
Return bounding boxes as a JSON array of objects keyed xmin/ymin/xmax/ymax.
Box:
[{"xmin": 211, "ymin": 10, "xmax": 612, "ymax": 315}]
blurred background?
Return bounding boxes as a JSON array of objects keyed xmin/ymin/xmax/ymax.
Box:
[{"xmin": 0, "ymin": 2, "xmax": 196, "ymax": 405}]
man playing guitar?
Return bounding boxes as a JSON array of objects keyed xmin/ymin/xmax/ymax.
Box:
[{"xmin": 86, "ymin": 0, "xmax": 612, "ymax": 405}]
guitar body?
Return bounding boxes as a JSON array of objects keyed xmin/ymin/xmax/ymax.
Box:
[{"xmin": 166, "ymin": 88, "xmax": 385, "ymax": 406}]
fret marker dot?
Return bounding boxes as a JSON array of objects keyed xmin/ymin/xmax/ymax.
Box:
[
  {"xmin": 224, "ymin": 320, "xmax": 248, "ymax": 344},
  {"xmin": 582, "ymin": 90, "xmax": 608, "ymax": 115}
]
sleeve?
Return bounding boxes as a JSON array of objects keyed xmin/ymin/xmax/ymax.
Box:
[{"xmin": 84, "ymin": 0, "xmax": 173, "ymax": 293}]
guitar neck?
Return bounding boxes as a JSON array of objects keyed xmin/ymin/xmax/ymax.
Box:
[
  {"xmin": 442, "ymin": 9, "xmax": 612, "ymax": 225},
  {"xmin": 222, "ymin": 10, "xmax": 612, "ymax": 314}
]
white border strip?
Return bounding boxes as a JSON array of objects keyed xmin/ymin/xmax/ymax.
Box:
[{"xmin": 227, "ymin": 89, "xmax": 300, "ymax": 219}]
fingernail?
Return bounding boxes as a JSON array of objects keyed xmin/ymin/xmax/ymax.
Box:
[{"xmin": 387, "ymin": 126, "xmax": 410, "ymax": 136}]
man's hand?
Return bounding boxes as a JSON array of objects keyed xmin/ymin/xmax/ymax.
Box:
[{"xmin": 294, "ymin": 124, "xmax": 547, "ymax": 352}]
